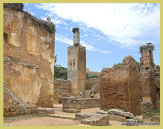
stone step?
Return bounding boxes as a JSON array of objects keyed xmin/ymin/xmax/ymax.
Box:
[
  {"xmin": 75, "ymin": 113, "xmax": 95, "ymax": 120},
  {"xmin": 37, "ymin": 107, "xmax": 54, "ymax": 114},
  {"xmin": 63, "ymin": 109, "xmax": 81, "ymax": 113},
  {"xmin": 48, "ymin": 114, "xmax": 75, "ymax": 120},
  {"xmin": 80, "ymin": 114, "xmax": 110, "ymax": 126}
]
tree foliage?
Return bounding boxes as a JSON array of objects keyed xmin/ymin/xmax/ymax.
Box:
[{"xmin": 54, "ymin": 55, "xmax": 67, "ymax": 80}]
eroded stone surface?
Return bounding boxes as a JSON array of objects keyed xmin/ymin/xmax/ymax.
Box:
[
  {"xmin": 100, "ymin": 56, "xmax": 141, "ymax": 115},
  {"xmin": 3, "ymin": 3, "xmax": 57, "ymax": 115},
  {"xmin": 62, "ymin": 97, "xmax": 100, "ymax": 110},
  {"xmin": 108, "ymin": 109, "xmax": 134, "ymax": 118},
  {"xmin": 63, "ymin": 109, "xmax": 81, "ymax": 113},
  {"xmin": 3, "ymin": 83, "xmax": 37, "ymax": 117},
  {"xmin": 81, "ymin": 114, "xmax": 109, "ymax": 126},
  {"xmin": 37, "ymin": 107, "xmax": 54, "ymax": 114}
]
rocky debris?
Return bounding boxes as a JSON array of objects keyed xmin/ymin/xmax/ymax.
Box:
[
  {"xmin": 81, "ymin": 114, "xmax": 109, "ymax": 126},
  {"xmin": 134, "ymin": 115, "xmax": 143, "ymax": 121},
  {"xmin": 63, "ymin": 109, "xmax": 81, "ymax": 113},
  {"xmin": 125, "ymin": 119, "xmax": 138, "ymax": 126},
  {"xmin": 75, "ymin": 113, "xmax": 95, "ymax": 120},
  {"xmin": 36, "ymin": 107, "xmax": 54, "ymax": 114},
  {"xmin": 108, "ymin": 109, "xmax": 134, "ymax": 118},
  {"xmin": 96, "ymin": 110, "xmax": 108, "ymax": 114}
]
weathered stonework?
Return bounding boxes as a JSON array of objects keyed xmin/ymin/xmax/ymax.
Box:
[
  {"xmin": 3, "ymin": 3, "xmax": 57, "ymax": 112},
  {"xmin": 54, "ymin": 79, "xmax": 72, "ymax": 103},
  {"xmin": 139, "ymin": 43, "xmax": 157, "ymax": 109},
  {"xmin": 67, "ymin": 28, "xmax": 86, "ymax": 97},
  {"xmin": 100, "ymin": 56, "xmax": 141, "ymax": 115},
  {"xmin": 62, "ymin": 97, "xmax": 100, "ymax": 110},
  {"xmin": 3, "ymin": 82, "xmax": 37, "ymax": 117},
  {"xmin": 85, "ymin": 78, "xmax": 100, "ymax": 98},
  {"xmin": 154, "ymin": 65, "xmax": 160, "ymax": 108}
]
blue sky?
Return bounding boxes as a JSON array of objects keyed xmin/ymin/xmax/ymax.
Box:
[{"xmin": 24, "ymin": 3, "xmax": 160, "ymax": 72}]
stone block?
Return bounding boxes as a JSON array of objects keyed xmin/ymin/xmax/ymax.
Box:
[
  {"xmin": 81, "ymin": 114, "xmax": 109, "ymax": 126},
  {"xmin": 108, "ymin": 109, "xmax": 134, "ymax": 118},
  {"xmin": 110, "ymin": 115, "xmax": 126, "ymax": 122},
  {"xmin": 126, "ymin": 119, "xmax": 138, "ymax": 126},
  {"xmin": 63, "ymin": 109, "xmax": 81, "ymax": 113},
  {"xmin": 75, "ymin": 113, "xmax": 95, "ymax": 120},
  {"xmin": 37, "ymin": 107, "xmax": 54, "ymax": 114}
]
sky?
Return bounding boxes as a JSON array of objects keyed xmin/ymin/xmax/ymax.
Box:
[{"xmin": 24, "ymin": 3, "xmax": 160, "ymax": 72}]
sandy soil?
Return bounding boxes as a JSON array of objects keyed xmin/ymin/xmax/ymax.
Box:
[{"xmin": 4, "ymin": 105, "xmax": 159, "ymax": 126}]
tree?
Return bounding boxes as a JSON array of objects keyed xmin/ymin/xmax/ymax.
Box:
[{"xmin": 54, "ymin": 55, "xmax": 67, "ymax": 80}]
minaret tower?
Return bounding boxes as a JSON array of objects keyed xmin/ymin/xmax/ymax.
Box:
[
  {"xmin": 67, "ymin": 28, "xmax": 86, "ymax": 97},
  {"xmin": 140, "ymin": 42, "xmax": 156, "ymax": 108}
]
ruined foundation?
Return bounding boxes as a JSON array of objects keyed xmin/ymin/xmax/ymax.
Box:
[{"xmin": 62, "ymin": 97, "xmax": 100, "ymax": 110}]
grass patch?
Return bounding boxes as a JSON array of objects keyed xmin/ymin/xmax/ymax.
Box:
[{"xmin": 150, "ymin": 109, "xmax": 160, "ymax": 115}]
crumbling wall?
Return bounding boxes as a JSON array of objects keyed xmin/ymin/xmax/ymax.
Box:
[
  {"xmin": 154, "ymin": 65, "xmax": 160, "ymax": 108},
  {"xmin": 62, "ymin": 97, "xmax": 100, "ymax": 110},
  {"xmin": 3, "ymin": 82, "xmax": 37, "ymax": 117},
  {"xmin": 85, "ymin": 78, "xmax": 100, "ymax": 98},
  {"xmin": 139, "ymin": 43, "xmax": 157, "ymax": 109},
  {"xmin": 100, "ymin": 56, "xmax": 141, "ymax": 115},
  {"xmin": 54, "ymin": 80, "xmax": 72, "ymax": 103},
  {"xmin": 3, "ymin": 3, "xmax": 57, "ymax": 109}
]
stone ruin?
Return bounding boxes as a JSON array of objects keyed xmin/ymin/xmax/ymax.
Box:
[
  {"xmin": 100, "ymin": 56, "xmax": 141, "ymax": 115},
  {"xmin": 3, "ymin": 3, "xmax": 160, "ymax": 126},
  {"xmin": 67, "ymin": 28, "xmax": 86, "ymax": 97},
  {"xmin": 100, "ymin": 43, "xmax": 160, "ymax": 115},
  {"xmin": 139, "ymin": 43, "xmax": 160, "ymax": 110},
  {"xmin": 3, "ymin": 3, "xmax": 57, "ymax": 116}
]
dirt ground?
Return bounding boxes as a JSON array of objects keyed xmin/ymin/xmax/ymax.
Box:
[{"xmin": 4, "ymin": 105, "xmax": 160, "ymax": 126}]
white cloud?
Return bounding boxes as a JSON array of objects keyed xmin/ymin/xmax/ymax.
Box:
[
  {"xmin": 55, "ymin": 34, "xmax": 111, "ymax": 54},
  {"xmin": 35, "ymin": 3, "xmax": 160, "ymax": 47}
]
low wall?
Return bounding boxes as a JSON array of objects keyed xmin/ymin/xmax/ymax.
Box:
[{"xmin": 62, "ymin": 97, "xmax": 100, "ymax": 110}]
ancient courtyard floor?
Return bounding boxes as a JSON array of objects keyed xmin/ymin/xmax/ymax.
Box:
[{"xmin": 4, "ymin": 104, "xmax": 159, "ymax": 126}]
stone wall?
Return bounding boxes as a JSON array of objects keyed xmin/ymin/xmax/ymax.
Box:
[
  {"xmin": 100, "ymin": 56, "xmax": 141, "ymax": 115},
  {"xmin": 154, "ymin": 65, "xmax": 160, "ymax": 108},
  {"xmin": 85, "ymin": 78, "xmax": 100, "ymax": 98},
  {"xmin": 62, "ymin": 97, "xmax": 100, "ymax": 110},
  {"xmin": 3, "ymin": 4, "xmax": 57, "ymax": 109},
  {"xmin": 3, "ymin": 82, "xmax": 37, "ymax": 117},
  {"xmin": 54, "ymin": 78, "xmax": 100, "ymax": 101},
  {"xmin": 139, "ymin": 43, "xmax": 157, "ymax": 109},
  {"xmin": 54, "ymin": 80, "xmax": 72, "ymax": 103}
]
